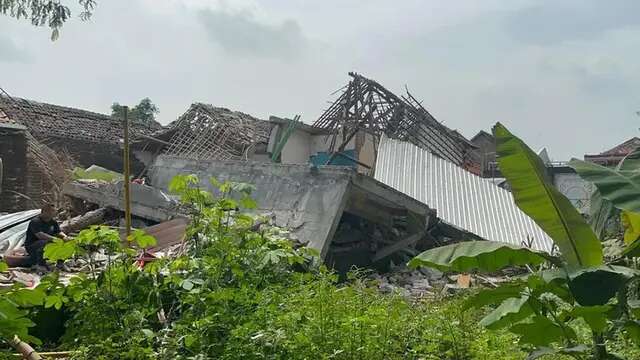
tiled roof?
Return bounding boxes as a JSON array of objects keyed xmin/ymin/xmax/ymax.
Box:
[{"xmin": 0, "ymin": 95, "xmax": 162, "ymax": 145}]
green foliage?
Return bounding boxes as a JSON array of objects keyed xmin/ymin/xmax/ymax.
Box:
[
  {"xmin": 0, "ymin": 174, "xmax": 526, "ymax": 359},
  {"xmin": 111, "ymin": 98, "xmax": 159, "ymax": 125},
  {"xmin": 586, "ymin": 148, "xmax": 640, "ymax": 239},
  {"xmin": 411, "ymin": 123, "xmax": 640, "ymax": 359},
  {"xmin": 127, "ymin": 229, "xmax": 157, "ymax": 249},
  {"xmin": 570, "ymin": 155, "xmax": 640, "ymax": 214},
  {"xmin": 72, "ymin": 166, "xmax": 123, "ymax": 182},
  {"xmin": 408, "ymin": 241, "xmax": 555, "ymax": 272},
  {"xmin": 0, "ymin": 0, "xmax": 96, "ymax": 40},
  {"xmin": 494, "ymin": 122, "xmax": 603, "ymax": 267}
]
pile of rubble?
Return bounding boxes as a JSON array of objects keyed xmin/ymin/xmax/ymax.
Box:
[{"xmin": 368, "ymin": 264, "xmax": 517, "ymax": 300}]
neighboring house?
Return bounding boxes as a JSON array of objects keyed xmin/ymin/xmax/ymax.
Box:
[
  {"xmin": 546, "ymin": 163, "xmax": 593, "ymax": 215},
  {"xmin": 584, "ymin": 137, "xmax": 640, "ymax": 167},
  {"xmin": 469, "ymin": 130, "xmax": 497, "ymax": 178},
  {"xmin": 0, "ymin": 95, "xmax": 162, "ymax": 174}
]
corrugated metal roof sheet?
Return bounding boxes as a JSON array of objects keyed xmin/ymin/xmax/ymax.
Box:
[
  {"xmin": 0, "ymin": 209, "xmax": 40, "ymax": 253},
  {"xmin": 375, "ymin": 136, "xmax": 554, "ymax": 252}
]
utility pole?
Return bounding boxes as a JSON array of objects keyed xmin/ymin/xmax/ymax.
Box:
[{"xmin": 123, "ymin": 106, "xmax": 132, "ymax": 237}]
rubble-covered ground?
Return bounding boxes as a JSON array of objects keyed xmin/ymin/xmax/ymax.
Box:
[{"xmin": 1, "ymin": 176, "xmax": 639, "ymax": 360}]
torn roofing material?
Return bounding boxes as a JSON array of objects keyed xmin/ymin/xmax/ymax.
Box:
[
  {"xmin": 374, "ymin": 135, "xmax": 554, "ymax": 253},
  {"xmin": 0, "ymin": 209, "xmax": 40, "ymax": 253}
]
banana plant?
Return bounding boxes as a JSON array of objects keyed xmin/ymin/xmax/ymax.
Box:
[
  {"xmin": 410, "ymin": 123, "xmax": 640, "ymax": 359},
  {"xmin": 570, "ymin": 151, "xmax": 640, "ymax": 258}
]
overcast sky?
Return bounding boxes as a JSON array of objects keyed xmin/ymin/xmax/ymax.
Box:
[{"xmin": 1, "ymin": 0, "xmax": 639, "ymax": 160}]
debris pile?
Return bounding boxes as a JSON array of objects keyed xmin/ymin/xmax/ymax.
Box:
[{"xmin": 368, "ymin": 265, "xmax": 517, "ymax": 300}]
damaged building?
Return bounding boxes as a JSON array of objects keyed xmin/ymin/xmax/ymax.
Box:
[
  {"xmin": 118, "ymin": 72, "xmax": 552, "ymax": 268},
  {"xmin": 0, "ymin": 95, "xmax": 162, "ymax": 172},
  {"xmin": 3, "ymin": 72, "xmax": 558, "ymax": 272},
  {"xmin": 0, "ymin": 94, "xmax": 163, "ymax": 212}
]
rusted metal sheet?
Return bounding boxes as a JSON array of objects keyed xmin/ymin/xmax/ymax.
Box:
[{"xmin": 144, "ymin": 218, "xmax": 189, "ymax": 251}]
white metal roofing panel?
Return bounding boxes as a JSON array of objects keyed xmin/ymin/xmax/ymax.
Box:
[
  {"xmin": 375, "ymin": 136, "xmax": 554, "ymax": 252},
  {"xmin": 0, "ymin": 209, "xmax": 40, "ymax": 253}
]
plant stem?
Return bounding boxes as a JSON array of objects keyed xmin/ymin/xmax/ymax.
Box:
[{"xmin": 592, "ymin": 333, "xmax": 607, "ymax": 360}]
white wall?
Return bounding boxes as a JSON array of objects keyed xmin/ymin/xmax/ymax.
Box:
[
  {"xmin": 280, "ymin": 129, "xmax": 312, "ymax": 164},
  {"xmin": 553, "ymin": 172, "xmax": 593, "ymax": 214}
]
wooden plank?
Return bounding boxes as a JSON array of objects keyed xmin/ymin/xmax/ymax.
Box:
[{"xmin": 372, "ymin": 231, "xmax": 424, "ymax": 263}]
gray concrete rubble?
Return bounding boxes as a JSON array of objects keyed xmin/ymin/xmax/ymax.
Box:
[
  {"xmin": 149, "ymin": 155, "xmax": 435, "ymax": 267},
  {"xmin": 63, "ymin": 180, "xmax": 180, "ymax": 222},
  {"xmin": 368, "ymin": 265, "xmax": 516, "ymax": 300}
]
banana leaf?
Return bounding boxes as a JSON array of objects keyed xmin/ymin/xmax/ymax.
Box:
[
  {"xmin": 539, "ymin": 265, "xmax": 639, "ymax": 306},
  {"xmin": 493, "ymin": 123, "xmax": 603, "ymax": 267},
  {"xmin": 408, "ymin": 240, "xmax": 556, "ymax": 272},
  {"xmin": 586, "ymin": 148, "xmax": 640, "ymax": 238},
  {"xmin": 570, "ymin": 154, "xmax": 640, "ymax": 214}
]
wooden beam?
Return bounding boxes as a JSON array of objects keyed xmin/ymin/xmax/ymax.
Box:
[{"xmin": 373, "ymin": 231, "xmax": 424, "ymax": 263}]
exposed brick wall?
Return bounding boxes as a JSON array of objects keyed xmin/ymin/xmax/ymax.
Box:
[{"xmin": 0, "ymin": 126, "xmax": 28, "ymax": 212}]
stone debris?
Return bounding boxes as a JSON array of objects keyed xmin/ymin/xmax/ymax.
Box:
[{"xmin": 367, "ymin": 263, "xmax": 516, "ymax": 300}]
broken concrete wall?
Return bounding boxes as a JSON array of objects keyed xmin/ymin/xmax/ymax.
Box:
[
  {"xmin": 0, "ymin": 123, "xmax": 28, "ymax": 212},
  {"xmin": 63, "ymin": 181, "xmax": 180, "ymax": 222},
  {"xmin": 280, "ymin": 128, "xmax": 312, "ymax": 164},
  {"xmin": 149, "ymin": 155, "xmax": 351, "ymax": 256}
]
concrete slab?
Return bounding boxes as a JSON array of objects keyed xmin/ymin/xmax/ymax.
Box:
[
  {"xmin": 149, "ymin": 155, "xmax": 434, "ymax": 259},
  {"xmin": 63, "ymin": 180, "xmax": 180, "ymax": 222}
]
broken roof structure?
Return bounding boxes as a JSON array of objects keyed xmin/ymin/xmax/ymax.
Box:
[
  {"xmin": 138, "ymin": 103, "xmax": 271, "ymax": 161},
  {"xmin": 375, "ymin": 135, "xmax": 554, "ymax": 253},
  {"xmin": 312, "ymin": 72, "xmax": 477, "ymax": 169}
]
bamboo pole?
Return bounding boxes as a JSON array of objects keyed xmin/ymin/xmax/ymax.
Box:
[
  {"xmin": 123, "ymin": 107, "xmax": 132, "ymax": 237},
  {"xmin": 9, "ymin": 336, "xmax": 42, "ymax": 360}
]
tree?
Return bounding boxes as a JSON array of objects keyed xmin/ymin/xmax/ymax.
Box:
[
  {"xmin": 111, "ymin": 98, "xmax": 159, "ymax": 125},
  {"xmin": 0, "ymin": 0, "xmax": 96, "ymax": 40}
]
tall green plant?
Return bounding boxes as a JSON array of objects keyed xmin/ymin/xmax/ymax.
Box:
[
  {"xmin": 585, "ymin": 149, "xmax": 640, "ymax": 239},
  {"xmin": 410, "ymin": 123, "xmax": 639, "ymax": 359}
]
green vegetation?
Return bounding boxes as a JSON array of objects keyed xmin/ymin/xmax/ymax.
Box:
[
  {"xmin": 111, "ymin": 98, "xmax": 160, "ymax": 125},
  {"xmin": 0, "ymin": 175, "xmax": 521, "ymax": 359},
  {"xmin": 411, "ymin": 123, "xmax": 640, "ymax": 359},
  {"xmin": 1, "ymin": 123, "xmax": 640, "ymax": 358},
  {"xmin": 0, "ymin": 0, "xmax": 96, "ymax": 40}
]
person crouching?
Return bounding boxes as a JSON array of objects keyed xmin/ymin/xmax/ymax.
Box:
[{"xmin": 25, "ymin": 203, "xmax": 68, "ymax": 271}]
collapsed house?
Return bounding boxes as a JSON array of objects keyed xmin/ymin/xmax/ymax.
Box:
[
  {"xmin": 118, "ymin": 72, "xmax": 554, "ymax": 267},
  {"xmin": 132, "ymin": 103, "xmax": 272, "ymax": 168},
  {"xmin": 2, "ymin": 72, "xmax": 561, "ymax": 272},
  {"xmin": 0, "ymin": 94, "xmax": 164, "ymax": 212},
  {"xmin": 0, "ymin": 95, "xmax": 162, "ymax": 173}
]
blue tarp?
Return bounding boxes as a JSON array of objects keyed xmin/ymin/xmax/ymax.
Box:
[{"xmin": 309, "ymin": 150, "xmax": 358, "ymax": 168}]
